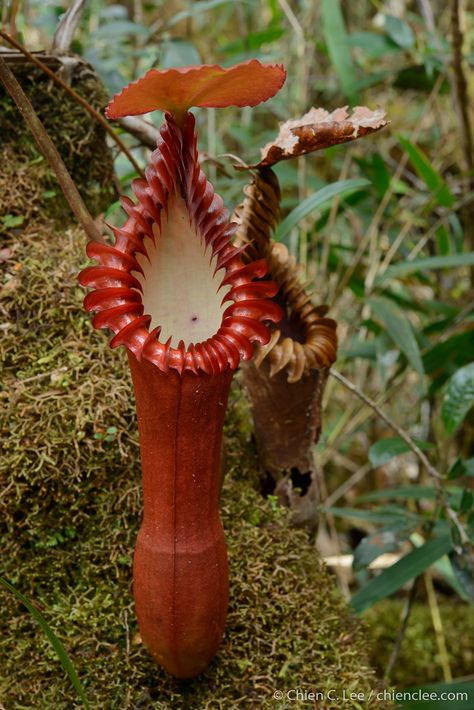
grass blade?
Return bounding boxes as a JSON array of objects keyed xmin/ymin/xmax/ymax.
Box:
[
  {"xmin": 376, "ymin": 253, "xmax": 474, "ymax": 284},
  {"xmin": 398, "ymin": 135, "xmax": 454, "ymax": 208},
  {"xmin": 369, "ymin": 437, "xmax": 433, "ymax": 467},
  {"xmin": 355, "ymin": 485, "xmax": 436, "ymax": 503},
  {"xmin": 275, "ymin": 178, "xmax": 369, "ymax": 241},
  {"xmin": 321, "ymin": 0, "xmax": 358, "ymax": 103},
  {"xmin": 352, "ymin": 534, "xmax": 452, "ymax": 614},
  {"xmin": 0, "ymin": 576, "xmax": 90, "ymax": 708},
  {"xmin": 368, "ymin": 296, "xmax": 424, "ymax": 376}
]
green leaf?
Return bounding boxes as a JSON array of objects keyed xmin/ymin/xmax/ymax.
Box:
[
  {"xmin": 449, "ymin": 547, "xmax": 474, "ymax": 601},
  {"xmin": 2, "ymin": 213, "xmax": 24, "ymax": 228},
  {"xmin": 160, "ymin": 39, "xmax": 201, "ymax": 67},
  {"xmin": 348, "ymin": 31, "xmax": 400, "ymax": 58},
  {"xmin": 321, "ymin": 0, "xmax": 358, "ymax": 103},
  {"xmin": 433, "ymin": 556, "xmax": 473, "ymax": 603},
  {"xmin": 448, "ymin": 458, "xmax": 474, "ymax": 480},
  {"xmin": 395, "ymin": 679, "xmax": 474, "ymax": 708},
  {"xmin": 369, "ymin": 437, "xmax": 433, "ymax": 467},
  {"xmin": 398, "ymin": 136, "xmax": 454, "ymax": 207},
  {"xmin": 356, "ymin": 485, "xmax": 436, "ymax": 503},
  {"xmin": 442, "ymin": 363, "xmax": 474, "ymax": 435},
  {"xmin": 275, "ymin": 179, "xmax": 369, "ymax": 241},
  {"xmin": 384, "ymin": 14, "xmax": 415, "ymax": 49},
  {"xmin": 323, "ymin": 506, "xmax": 417, "ymax": 525},
  {"xmin": 0, "ymin": 577, "xmax": 90, "ymax": 708},
  {"xmin": 353, "ymin": 524, "xmax": 412, "ymax": 571},
  {"xmin": 168, "ymin": 0, "xmax": 238, "ymax": 28},
  {"xmin": 423, "ymin": 329, "xmax": 474, "ymax": 375},
  {"xmin": 376, "ymin": 252, "xmax": 474, "ymax": 284},
  {"xmin": 354, "ymin": 153, "xmax": 391, "ymax": 197},
  {"xmin": 352, "ymin": 534, "xmax": 452, "ymax": 613},
  {"xmin": 343, "ymin": 337, "xmax": 378, "ymax": 360},
  {"xmin": 368, "ymin": 296, "xmax": 424, "ymax": 376},
  {"xmin": 221, "ymin": 27, "xmax": 284, "ymax": 54}
]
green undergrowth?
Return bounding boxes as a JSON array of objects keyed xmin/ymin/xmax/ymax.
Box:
[
  {"xmin": 363, "ymin": 600, "xmax": 474, "ymax": 688},
  {"xmin": 0, "ymin": 225, "xmax": 389, "ymax": 709}
]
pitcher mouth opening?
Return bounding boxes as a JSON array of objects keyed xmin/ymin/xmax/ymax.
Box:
[
  {"xmin": 79, "ymin": 112, "xmax": 282, "ymax": 376},
  {"xmin": 133, "ymin": 193, "xmax": 231, "ymax": 349}
]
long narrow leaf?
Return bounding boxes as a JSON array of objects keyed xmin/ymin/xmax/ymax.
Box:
[
  {"xmin": 0, "ymin": 577, "xmax": 90, "ymax": 708},
  {"xmin": 369, "ymin": 296, "xmax": 424, "ymax": 376},
  {"xmin": 376, "ymin": 253, "xmax": 474, "ymax": 284},
  {"xmin": 369, "ymin": 436, "xmax": 433, "ymax": 467},
  {"xmin": 168, "ymin": 0, "xmax": 238, "ymax": 28},
  {"xmin": 396, "ymin": 678, "xmax": 474, "ymax": 709},
  {"xmin": 275, "ymin": 178, "xmax": 369, "ymax": 240},
  {"xmin": 321, "ymin": 0, "xmax": 358, "ymax": 103},
  {"xmin": 398, "ymin": 135, "xmax": 454, "ymax": 208},
  {"xmin": 323, "ymin": 506, "xmax": 418, "ymax": 524},
  {"xmin": 442, "ymin": 363, "xmax": 474, "ymax": 435},
  {"xmin": 355, "ymin": 485, "xmax": 436, "ymax": 503},
  {"xmin": 352, "ymin": 534, "xmax": 452, "ymax": 614}
]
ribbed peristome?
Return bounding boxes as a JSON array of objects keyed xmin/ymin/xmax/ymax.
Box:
[
  {"xmin": 79, "ymin": 112, "xmax": 281, "ymax": 374},
  {"xmin": 234, "ymin": 168, "xmax": 338, "ymax": 383}
]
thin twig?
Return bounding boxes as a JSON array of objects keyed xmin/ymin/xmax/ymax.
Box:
[
  {"xmin": 384, "ymin": 576, "xmax": 419, "ymax": 679},
  {"xmin": 16, "ymin": 367, "xmax": 68, "ymax": 385},
  {"xmin": 0, "ymin": 30, "xmax": 144, "ymax": 178},
  {"xmin": 9, "ymin": 0, "xmax": 19, "ymax": 39},
  {"xmin": 0, "ymin": 56, "xmax": 102, "ymax": 243},
  {"xmin": 450, "ymin": 0, "xmax": 474, "ymax": 269},
  {"xmin": 324, "ymin": 463, "xmax": 372, "ymax": 508},
  {"xmin": 451, "ymin": 0, "xmax": 474, "ymax": 180},
  {"xmin": 117, "ymin": 116, "xmax": 160, "ymax": 150},
  {"xmin": 331, "ymin": 368, "xmax": 470, "ymax": 546},
  {"xmin": 330, "ymin": 369, "xmax": 442, "ymax": 481},
  {"xmin": 417, "ymin": 0, "xmax": 436, "ymax": 33}
]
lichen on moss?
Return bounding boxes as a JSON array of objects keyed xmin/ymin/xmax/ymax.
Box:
[{"xmin": 0, "ymin": 224, "xmax": 389, "ymax": 708}]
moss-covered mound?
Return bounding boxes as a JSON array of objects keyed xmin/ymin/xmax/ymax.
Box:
[
  {"xmin": 0, "ymin": 224, "xmax": 389, "ymax": 708},
  {"xmin": 0, "ymin": 53, "xmax": 116, "ymax": 225}
]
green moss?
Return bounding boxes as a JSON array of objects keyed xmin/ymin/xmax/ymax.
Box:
[
  {"xmin": 0, "ymin": 58, "xmax": 116, "ymax": 225},
  {"xmin": 0, "ymin": 225, "xmax": 389, "ymax": 708},
  {"xmin": 363, "ymin": 599, "xmax": 474, "ymax": 687}
]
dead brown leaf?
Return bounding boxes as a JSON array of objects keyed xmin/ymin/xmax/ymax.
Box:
[{"xmin": 252, "ymin": 105, "xmax": 388, "ymax": 168}]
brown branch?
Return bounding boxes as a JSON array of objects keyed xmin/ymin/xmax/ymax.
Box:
[
  {"xmin": 0, "ymin": 30, "xmax": 144, "ymax": 178},
  {"xmin": 451, "ymin": 0, "xmax": 474, "ymax": 263},
  {"xmin": 0, "ymin": 56, "xmax": 102, "ymax": 243},
  {"xmin": 117, "ymin": 115, "xmax": 160, "ymax": 150},
  {"xmin": 9, "ymin": 0, "xmax": 19, "ymax": 39},
  {"xmin": 451, "ymin": 0, "xmax": 474, "ymax": 178},
  {"xmin": 331, "ymin": 369, "xmax": 442, "ymax": 481},
  {"xmin": 330, "ymin": 368, "xmax": 469, "ymax": 546},
  {"xmin": 384, "ymin": 576, "xmax": 419, "ymax": 679},
  {"xmin": 52, "ymin": 0, "xmax": 87, "ymax": 52}
]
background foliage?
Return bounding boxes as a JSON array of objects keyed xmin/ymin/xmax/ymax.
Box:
[{"xmin": 1, "ymin": 0, "xmax": 474, "ymax": 706}]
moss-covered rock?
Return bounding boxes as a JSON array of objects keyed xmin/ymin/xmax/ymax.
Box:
[
  {"xmin": 0, "ymin": 224, "xmax": 389, "ymax": 708},
  {"xmin": 0, "ymin": 53, "xmax": 116, "ymax": 227}
]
